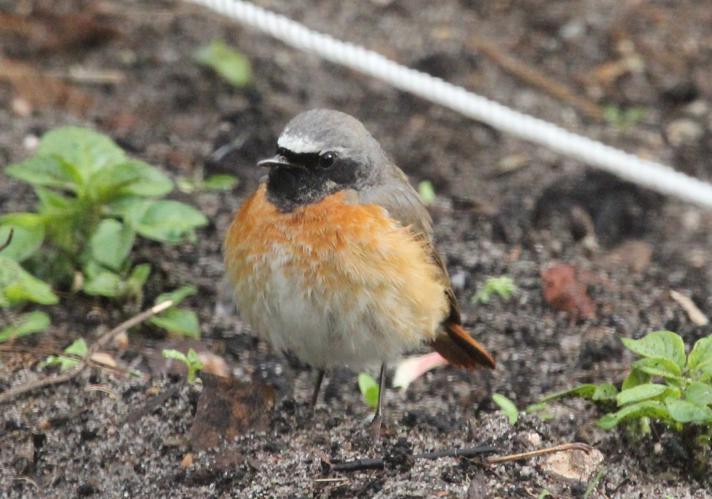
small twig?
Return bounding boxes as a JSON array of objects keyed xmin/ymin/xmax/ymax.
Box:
[
  {"xmin": 0, "ymin": 228, "xmax": 14, "ymax": 252},
  {"xmin": 486, "ymin": 442, "xmax": 593, "ymax": 465},
  {"xmin": 468, "ymin": 35, "xmax": 603, "ymax": 120},
  {"xmin": 323, "ymin": 442, "xmax": 593, "ymax": 475},
  {"xmin": 45, "ymin": 67, "xmax": 126, "ymax": 85},
  {"xmin": 0, "ymin": 300, "xmax": 173, "ymax": 404},
  {"xmin": 329, "ymin": 458, "xmax": 385, "ymax": 472},
  {"xmin": 313, "ymin": 477, "xmax": 349, "ymax": 484},
  {"xmin": 417, "ymin": 445, "xmax": 499, "ymax": 460}
]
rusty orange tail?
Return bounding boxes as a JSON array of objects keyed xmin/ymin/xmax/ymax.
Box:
[{"xmin": 431, "ymin": 323, "xmax": 496, "ymax": 370}]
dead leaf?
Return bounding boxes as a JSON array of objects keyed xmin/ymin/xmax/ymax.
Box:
[
  {"xmin": 190, "ymin": 374, "xmax": 275, "ymax": 450},
  {"xmin": 541, "ymin": 263, "xmax": 596, "ymax": 319},
  {"xmin": 180, "ymin": 453, "xmax": 194, "ymax": 469},
  {"xmin": 541, "ymin": 447, "xmax": 604, "ymax": 483},
  {"xmin": 89, "ymin": 352, "xmax": 116, "ymax": 368}
]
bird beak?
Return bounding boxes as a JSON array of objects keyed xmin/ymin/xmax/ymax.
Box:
[{"xmin": 257, "ymin": 155, "xmax": 293, "ymax": 168}]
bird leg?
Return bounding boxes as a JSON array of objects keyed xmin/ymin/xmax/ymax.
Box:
[
  {"xmin": 310, "ymin": 369, "xmax": 325, "ymax": 411},
  {"xmin": 369, "ymin": 363, "xmax": 387, "ymax": 437}
]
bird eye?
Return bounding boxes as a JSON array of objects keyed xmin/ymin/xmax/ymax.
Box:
[{"xmin": 318, "ymin": 152, "xmax": 336, "ymax": 169}]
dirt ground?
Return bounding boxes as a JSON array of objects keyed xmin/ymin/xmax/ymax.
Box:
[{"xmin": 1, "ymin": 0, "xmax": 712, "ymax": 497}]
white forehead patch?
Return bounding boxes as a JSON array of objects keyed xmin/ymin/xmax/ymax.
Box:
[{"xmin": 277, "ymin": 133, "xmax": 320, "ymax": 154}]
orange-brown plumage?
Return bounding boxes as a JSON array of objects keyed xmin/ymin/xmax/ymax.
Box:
[{"xmin": 225, "ymin": 184, "xmax": 494, "ymax": 371}]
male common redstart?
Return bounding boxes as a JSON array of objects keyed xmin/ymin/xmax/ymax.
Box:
[{"xmin": 224, "ymin": 109, "xmax": 495, "ymax": 427}]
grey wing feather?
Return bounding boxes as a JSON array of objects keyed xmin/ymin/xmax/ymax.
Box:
[
  {"xmin": 357, "ymin": 166, "xmax": 462, "ymax": 324},
  {"xmin": 358, "ymin": 170, "xmax": 434, "ymax": 241}
]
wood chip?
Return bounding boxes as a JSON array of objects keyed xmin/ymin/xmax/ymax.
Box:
[{"xmin": 670, "ymin": 290, "xmax": 709, "ymax": 326}]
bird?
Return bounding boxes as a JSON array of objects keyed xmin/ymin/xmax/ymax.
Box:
[{"xmin": 224, "ymin": 109, "xmax": 495, "ymax": 429}]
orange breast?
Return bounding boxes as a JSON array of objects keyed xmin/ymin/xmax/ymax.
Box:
[{"xmin": 223, "ymin": 184, "xmax": 449, "ymax": 367}]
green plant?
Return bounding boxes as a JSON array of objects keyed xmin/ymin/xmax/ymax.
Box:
[
  {"xmin": 195, "ymin": 40, "xmax": 252, "ymax": 88},
  {"xmin": 162, "ymin": 348, "xmax": 204, "ymax": 383},
  {"xmin": 492, "ymin": 393, "xmax": 519, "ymax": 425},
  {"xmin": 603, "ymin": 105, "xmax": 646, "ymax": 130},
  {"xmin": 541, "ymin": 331, "xmax": 712, "ymax": 432},
  {"xmin": 149, "ymin": 286, "xmax": 201, "ymax": 338},
  {"xmin": 0, "ymin": 311, "xmax": 51, "ymax": 342},
  {"xmin": 472, "ymin": 276, "xmax": 517, "ymax": 304},
  {"xmin": 358, "ymin": 372, "xmax": 380, "ymax": 410},
  {"xmin": 1, "ymin": 127, "xmax": 207, "ymax": 303},
  {"xmin": 44, "ymin": 338, "xmax": 88, "ymax": 372},
  {"xmin": 176, "ymin": 173, "xmax": 238, "ymax": 194},
  {"xmin": 417, "ymin": 180, "xmax": 436, "ymax": 205}
]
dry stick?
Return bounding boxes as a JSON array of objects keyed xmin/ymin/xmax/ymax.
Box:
[
  {"xmin": 0, "ymin": 300, "xmax": 173, "ymax": 404},
  {"xmin": 486, "ymin": 442, "xmax": 593, "ymax": 465},
  {"xmin": 326, "ymin": 442, "xmax": 592, "ymax": 473},
  {"xmin": 330, "ymin": 459, "xmax": 385, "ymax": 472},
  {"xmin": 417, "ymin": 445, "xmax": 499, "ymax": 460},
  {"xmin": 468, "ymin": 35, "xmax": 603, "ymax": 121}
]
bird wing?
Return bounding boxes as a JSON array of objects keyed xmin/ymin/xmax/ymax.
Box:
[{"xmin": 357, "ymin": 167, "xmax": 495, "ymax": 370}]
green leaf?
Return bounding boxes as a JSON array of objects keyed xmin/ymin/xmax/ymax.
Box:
[
  {"xmin": 119, "ymin": 199, "xmax": 208, "ymax": 243},
  {"xmin": 203, "ymin": 174, "xmax": 239, "ymax": 191},
  {"xmin": 695, "ymin": 361, "xmax": 712, "ymax": 381},
  {"xmin": 616, "ymin": 383, "xmax": 670, "ymax": 406},
  {"xmin": 44, "ymin": 338, "xmax": 88, "ymax": 372},
  {"xmin": 195, "ymin": 40, "xmax": 252, "ymax": 88},
  {"xmin": 592, "ymin": 383, "xmax": 619, "ymax": 401},
  {"xmin": 155, "ymin": 285, "xmax": 197, "ymax": 307},
  {"xmin": 688, "ymin": 336, "xmax": 712, "ymax": 371},
  {"xmin": 492, "ymin": 393, "xmax": 519, "ymax": 425},
  {"xmin": 418, "ymin": 180, "xmax": 436, "ymax": 205},
  {"xmin": 358, "ymin": 372, "xmax": 380, "ymax": 409},
  {"xmin": 185, "ymin": 348, "xmax": 204, "ymax": 383},
  {"xmin": 0, "ymin": 213, "xmax": 45, "ymax": 262},
  {"xmin": 632, "ymin": 357, "xmax": 682, "ymax": 380},
  {"xmin": 82, "ymin": 269, "xmax": 124, "ymax": 297},
  {"xmin": 0, "ymin": 311, "xmax": 50, "ymax": 342},
  {"xmin": 162, "ymin": 348, "xmax": 187, "ymax": 363},
  {"xmin": 622, "ymin": 368, "xmax": 650, "ymax": 391},
  {"xmin": 125, "ymin": 263, "xmax": 151, "ymax": 296},
  {"xmin": 6, "ymin": 155, "xmax": 80, "ymax": 192},
  {"xmin": 540, "ymin": 384, "xmax": 597, "ymax": 402},
  {"xmin": 88, "ymin": 159, "xmax": 173, "ymax": 201},
  {"xmin": 150, "ymin": 308, "xmax": 200, "ymax": 338},
  {"xmin": 621, "ymin": 331, "xmax": 686, "ymax": 369},
  {"xmin": 37, "ymin": 127, "xmax": 126, "ymax": 183},
  {"xmin": 162, "ymin": 348, "xmax": 203, "ymax": 383},
  {"xmin": 666, "ymin": 399, "xmax": 712, "ymax": 424},
  {"xmin": 597, "ymin": 401, "xmax": 670, "ymax": 430},
  {"xmin": 0, "ymin": 256, "xmax": 58, "ymax": 306},
  {"xmin": 89, "ymin": 219, "xmax": 135, "ymax": 271},
  {"xmin": 684, "ymin": 382, "xmax": 712, "ymax": 407},
  {"xmin": 34, "ymin": 187, "xmax": 78, "ymax": 215},
  {"xmin": 472, "ymin": 276, "xmax": 517, "ymax": 304}
]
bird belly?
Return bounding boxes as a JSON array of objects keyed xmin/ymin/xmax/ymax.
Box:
[{"xmin": 224, "ymin": 185, "xmax": 448, "ymax": 369}]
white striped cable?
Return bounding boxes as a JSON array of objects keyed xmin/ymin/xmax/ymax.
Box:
[{"xmin": 188, "ymin": 0, "xmax": 712, "ymax": 209}]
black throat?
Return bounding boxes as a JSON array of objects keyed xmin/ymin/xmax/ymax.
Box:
[{"xmin": 265, "ymin": 150, "xmax": 361, "ymax": 212}]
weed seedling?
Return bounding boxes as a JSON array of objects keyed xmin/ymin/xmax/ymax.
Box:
[
  {"xmin": 358, "ymin": 372, "xmax": 380, "ymax": 410},
  {"xmin": 195, "ymin": 40, "xmax": 252, "ymax": 88},
  {"xmin": 472, "ymin": 276, "xmax": 517, "ymax": 304},
  {"xmin": 541, "ymin": 331, "xmax": 712, "ymax": 432},
  {"xmin": 492, "ymin": 393, "xmax": 519, "ymax": 425},
  {"xmin": 162, "ymin": 348, "xmax": 204, "ymax": 383},
  {"xmin": 44, "ymin": 338, "xmax": 88, "ymax": 372}
]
